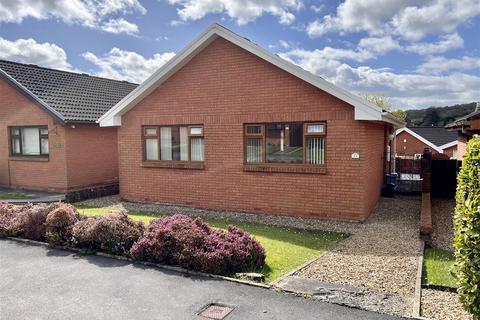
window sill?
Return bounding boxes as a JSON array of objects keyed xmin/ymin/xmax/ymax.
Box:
[
  {"xmin": 243, "ymin": 164, "xmax": 326, "ymax": 174},
  {"xmin": 141, "ymin": 161, "xmax": 205, "ymax": 170},
  {"xmin": 8, "ymin": 156, "xmax": 49, "ymax": 162}
]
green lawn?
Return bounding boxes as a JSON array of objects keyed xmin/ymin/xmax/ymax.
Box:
[
  {"xmin": 0, "ymin": 192, "xmax": 32, "ymax": 200},
  {"xmin": 423, "ymin": 247, "xmax": 457, "ymax": 288},
  {"xmin": 77, "ymin": 206, "xmax": 347, "ymax": 282}
]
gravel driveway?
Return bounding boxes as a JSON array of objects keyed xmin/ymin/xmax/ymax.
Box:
[
  {"xmin": 430, "ymin": 198, "xmax": 456, "ymax": 250},
  {"xmin": 295, "ymin": 196, "xmax": 423, "ymax": 317}
]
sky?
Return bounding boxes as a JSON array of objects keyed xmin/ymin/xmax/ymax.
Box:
[{"xmin": 0, "ymin": 0, "xmax": 479, "ymax": 110}]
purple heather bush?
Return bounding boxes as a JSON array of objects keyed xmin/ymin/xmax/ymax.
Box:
[
  {"xmin": 46, "ymin": 204, "xmax": 82, "ymax": 245},
  {"xmin": 130, "ymin": 214, "xmax": 265, "ymax": 275},
  {"xmin": 72, "ymin": 211, "xmax": 144, "ymax": 256},
  {"xmin": 0, "ymin": 203, "xmax": 20, "ymax": 237},
  {"xmin": 10, "ymin": 203, "xmax": 63, "ymax": 241}
]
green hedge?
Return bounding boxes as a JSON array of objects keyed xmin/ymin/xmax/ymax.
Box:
[{"xmin": 454, "ymin": 136, "xmax": 480, "ymax": 319}]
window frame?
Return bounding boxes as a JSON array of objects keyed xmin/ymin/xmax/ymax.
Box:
[
  {"xmin": 142, "ymin": 125, "xmax": 205, "ymax": 164},
  {"xmin": 9, "ymin": 125, "xmax": 49, "ymax": 157},
  {"xmin": 244, "ymin": 122, "xmax": 326, "ymax": 167}
]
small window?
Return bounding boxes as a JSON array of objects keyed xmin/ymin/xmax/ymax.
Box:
[
  {"xmin": 306, "ymin": 123, "xmax": 325, "ymax": 134},
  {"xmin": 143, "ymin": 125, "xmax": 204, "ymax": 162},
  {"xmin": 10, "ymin": 126, "xmax": 49, "ymax": 156}
]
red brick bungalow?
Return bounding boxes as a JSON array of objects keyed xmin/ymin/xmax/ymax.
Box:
[
  {"xmin": 395, "ymin": 127, "xmax": 459, "ymax": 159},
  {"xmin": 99, "ymin": 24, "xmax": 404, "ymax": 221},
  {"xmin": 0, "ymin": 60, "xmax": 137, "ymax": 200}
]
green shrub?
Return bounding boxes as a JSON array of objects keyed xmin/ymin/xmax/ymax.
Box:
[{"xmin": 454, "ymin": 136, "xmax": 480, "ymax": 319}]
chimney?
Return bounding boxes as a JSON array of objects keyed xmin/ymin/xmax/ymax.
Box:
[{"xmin": 476, "ymin": 101, "xmax": 480, "ymax": 112}]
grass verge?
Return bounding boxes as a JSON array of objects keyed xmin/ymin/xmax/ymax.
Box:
[
  {"xmin": 423, "ymin": 247, "xmax": 457, "ymax": 288},
  {"xmin": 77, "ymin": 206, "xmax": 347, "ymax": 281}
]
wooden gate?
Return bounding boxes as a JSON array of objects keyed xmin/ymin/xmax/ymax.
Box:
[{"xmin": 431, "ymin": 159, "xmax": 462, "ymax": 198}]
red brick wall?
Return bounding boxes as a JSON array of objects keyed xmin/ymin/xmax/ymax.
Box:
[
  {"xmin": 64, "ymin": 124, "xmax": 119, "ymax": 190},
  {"xmin": 118, "ymin": 38, "xmax": 389, "ymax": 221},
  {"xmin": 396, "ymin": 131, "xmax": 439, "ymax": 157},
  {"xmin": 0, "ymin": 78, "xmax": 68, "ymax": 192},
  {"xmin": 442, "ymin": 145, "xmax": 457, "ymax": 158}
]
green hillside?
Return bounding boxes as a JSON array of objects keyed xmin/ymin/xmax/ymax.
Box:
[{"xmin": 405, "ymin": 102, "xmax": 476, "ymax": 127}]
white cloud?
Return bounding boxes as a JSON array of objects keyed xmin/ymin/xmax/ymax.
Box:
[
  {"xmin": 282, "ymin": 47, "xmax": 480, "ymax": 108},
  {"xmin": 101, "ymin": 18, "xmax": 139, "ymax": 35},
  {"xmin": 279, "ymin": 40, "xmax": 290, "ymax": 49},
  {"xmin": 358, "ymin": 36, "xmax": 401, "ymax": 55},
  {"xmin": 392, "ymin": 0, "xmax": 480, "ymax": 41},
  {"xmin": 82, "ymin": 48, "xmax": 176, "ymax": 83},
  {"xmin": 306, "ymin": 0, "xmax": 480, "ymax": 41},
  {"xmin": 306, "ymin": 0, "xmax": 409, "ymax": 37},
  {"xmin": 406, "ymin": 33, "xmax": 464, "ymax": 55},
  {"xmin": 167, "ymin": 0, "xmax": 303, "ymax": 25},
  {"xmin": 310, "ymin": 4, "xmax": 324, "ymax": 13},
  {"xmin": 0, "ymin": 0, "xmax": 145, "ymax": 35},
  {"xmin": 0, "ymin": 37, "xmax": 72, "ymax": 70},
  {"xmin": 417, "ymin": 56, "xmax": 480, "ymax": 74}
]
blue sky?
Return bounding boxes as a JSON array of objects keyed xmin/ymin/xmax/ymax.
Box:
[{"xmin": 0, "ymin": 0, "xmax": 480, "ymax": 109}]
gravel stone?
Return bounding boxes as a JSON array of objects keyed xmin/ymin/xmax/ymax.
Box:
[
  {"xmin": 295, "ymin": 196, "xmax": 423, "ymax": 317},
  {"xmin": 421, "ymin": 289, "xmax": 471, "ymax": 320},
  {"xmin": 77, "ymin": 195, "xmax": 362, "ymax": 233},
  {"xmin": 430, "ymin": 199, "xmax": 455, "ymax": 251}
]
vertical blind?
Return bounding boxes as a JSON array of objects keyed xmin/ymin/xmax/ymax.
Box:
[
  {"xmin": 306, "ymin": 136, "xmax": 325, "ymax": 165},
  {"xmin": 191, "ymin": 137, "xmax": 204, "ymax": 161},
  {"xmin": 179, "ymin": 126, "xmax": 188, "ymax": 161},
  {"xmin": 246, "ymin": 138, "xmax": 263, "ymax": 163},
  {"xmin": 160, "ymin": 127, "xmax": 172, "ymax": 160}
]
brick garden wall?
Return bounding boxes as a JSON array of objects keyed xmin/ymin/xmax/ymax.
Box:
[{"xmin": 117, "ymin": 37, "xmax": 389, "ymax": 221}]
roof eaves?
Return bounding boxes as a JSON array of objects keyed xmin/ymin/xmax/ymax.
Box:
[{"xmin": 0, "ymin": 68, "xmax": 66, "ymax": 123}]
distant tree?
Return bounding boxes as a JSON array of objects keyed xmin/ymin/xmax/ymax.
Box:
[
  {"xmin": 359, "ymin": 93, "xmax": 406, "ymax": 122},
  {"xmin": 391, "ymin": 109, "xmax": 407, "ymax": 122},
  {"xmin": 359, "ymin": 93, "xmax": 391, "ymax": 110}
]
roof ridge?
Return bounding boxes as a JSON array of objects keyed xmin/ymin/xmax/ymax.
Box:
[{"xmin": 0, "ymin": 59, "xmax": 138, "ymax": 85}]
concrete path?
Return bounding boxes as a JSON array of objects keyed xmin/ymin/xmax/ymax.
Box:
[
  {"xmin": 0, "ymin": 186, "xmax": 65, "ymax": 203},
  {"xmin": 0, "ymin": 240, "xmax": 402, "ymax": 320}
]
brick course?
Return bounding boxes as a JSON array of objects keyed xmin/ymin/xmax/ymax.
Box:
[{"xmin": 118, "ymin": 38, "xmax": 391, "ymax": 221}]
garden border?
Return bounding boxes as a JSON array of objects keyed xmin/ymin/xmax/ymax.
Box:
[
  {"xmin": 4, "ymin": 236, "xmax": 271, "ymax": 289},
  {"xmin": 413, "ymin": 240, "xmax": 425, "ymax": 319}
]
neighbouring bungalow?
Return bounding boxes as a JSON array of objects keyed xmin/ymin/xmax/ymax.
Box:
[
  {"xmin": 99, "ymin": 24, "xmax": 404, "ymax": 221},
  {"xmin": 395, "ymin": 126, "xmax": 459, "ymax": 159},
  {"xmin": 0, "ymin": 60, "xmax": 137, "ymax": 200},
  {"xmin": 445, "ymin": 102, "xmax": 480, "ymax": 159}
]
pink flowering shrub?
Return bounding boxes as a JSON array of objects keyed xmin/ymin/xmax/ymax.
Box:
[
  {"xmin": 72, "ymin": 211, "xmax": 144, "ymax": 256},
  {"xmin": 130, "ymin": 215, "xmax": 265, "ymax": 275},
  {"xmin": 0, "ymin": 203, "xmax": 20, "ymax": 237},
  {"xmin": 10, "ymin": 203, "xmax": 62, "ymax": 241},
  {"xmin": 46, "ymin": 204, "xmax": 82, "ymax": 245}
]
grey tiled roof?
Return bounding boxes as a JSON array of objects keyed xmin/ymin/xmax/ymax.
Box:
[
  {"xmin": 0, "ymin": 60, "xmax": 138, "ymax": 122},
  {"xmin": 408, "ymin": 127, "xmax": 457, "ymax": 146}
]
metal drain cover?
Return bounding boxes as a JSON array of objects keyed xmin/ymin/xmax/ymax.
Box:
[{"xmin": 198, "ymin": 304, "xmax": 234, "ymax": 319}]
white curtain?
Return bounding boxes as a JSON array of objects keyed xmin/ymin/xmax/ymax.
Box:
[
  {"xmin": 246, "ymin": 138, "xmax": 262, "ymax": 163},
  {"xmin": 21, "ymin": 128, "xmax": 40, "ymax": 155},
  {"xmin": 180, "ymin": 126, "xmax": 188, "ymax": 161},
  {"xmin": 145, "ymin": 138, "xmax": 158, "ymax": 160},
  {"xmin": 191, "ymin": 137, "xmax": 204, "ymax": 161},
  {"xmin": 160, "ymin": 127, "xmax": 172, "ymax": 160},
  {"xmin": 306, "ymin": 137, "xmax": 325, "ymax": 165}
]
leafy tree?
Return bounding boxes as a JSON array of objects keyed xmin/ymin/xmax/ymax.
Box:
[
  {"xmin": 454, "ymin": 136, "xmax": 480, "ymax": 319},
  {"xmin": 391, "ymin": 109, "xmax": 407, "ymax": 122},
  {"xmin": 359, "ymin": 93, "xmax": 391, "ymax": 110}
]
